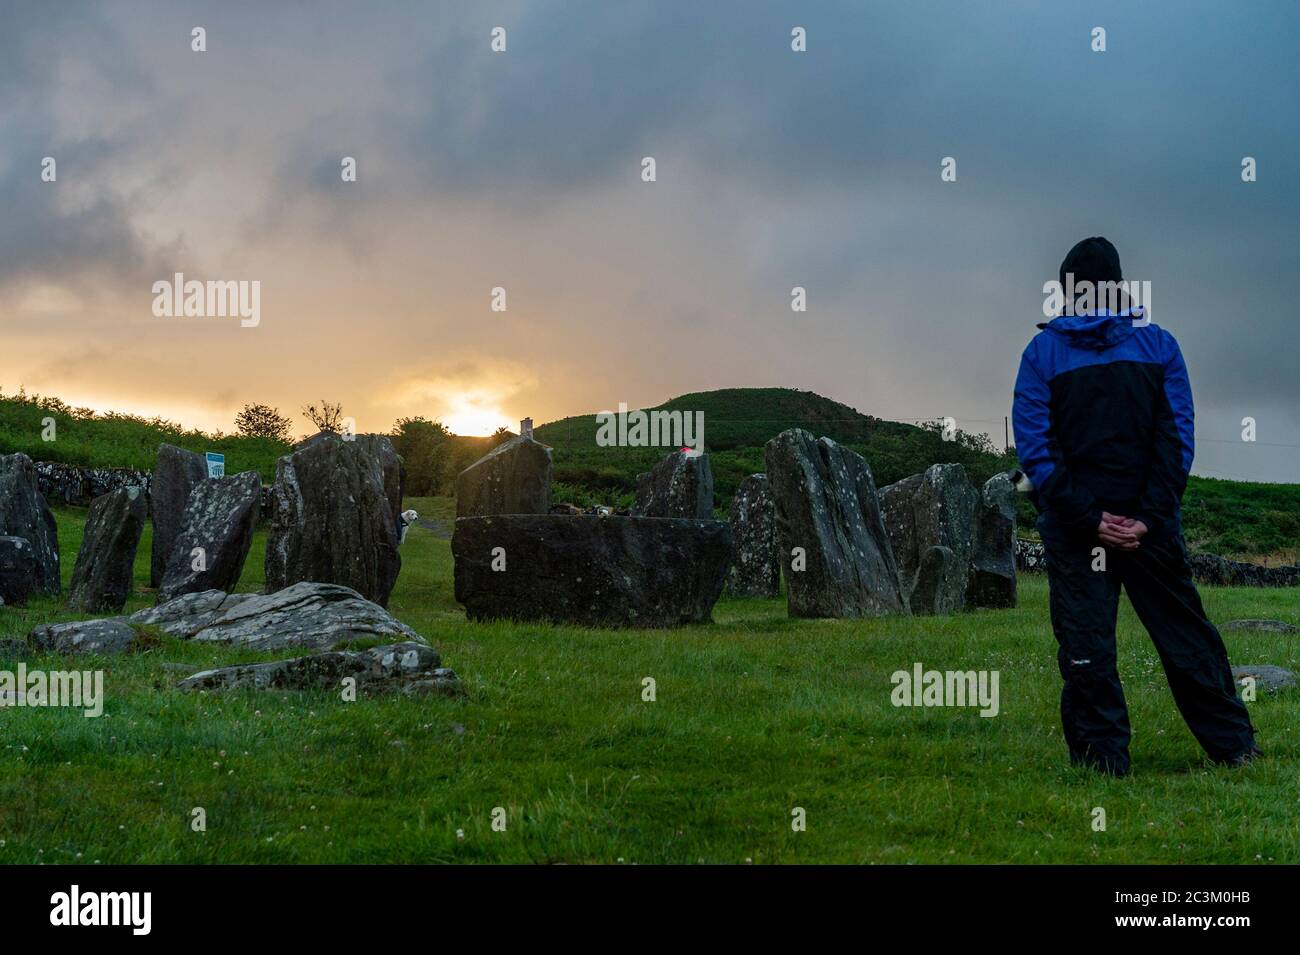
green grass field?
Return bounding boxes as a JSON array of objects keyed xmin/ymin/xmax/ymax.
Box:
[{"xmin": 1, "ymin": 496, "xmax": 1297, "ymax": 864}]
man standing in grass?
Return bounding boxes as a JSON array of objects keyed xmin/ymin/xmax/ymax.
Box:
[{"xmin": 1012, "ymin": 236, "xmax": 1259, "ymax": 776}]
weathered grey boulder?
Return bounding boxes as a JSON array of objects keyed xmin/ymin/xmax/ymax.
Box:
[
  {"xmin": 0, "ymin": 638, "xmax": 27, "ymax": 658},
  {"xmin": 150, "ymin": 444, "xmax": 208, "ymax": 586},
  {"xmin": 142, "ymin": 581, "xmax": 424, "ymax": 651},
  {"xmin": 763, "ymin": 430, "xmax": 906, "ymax": 618},
  {"xmin": 177, "ymin": 642, "xmax": 460, "ymax": 696},
  {"xmin": 68, "ymin": 486, "xmax": 148, "ymax": 612},
  {"xmin": 727, "ymin": 474, "xmax": 780, "ymax": 597},
  {"xmin": 1222, "ymin": 619, "xmax": 1300, "ymax": 634},
  {"xmin": 0, "ymin": 535, "xmax": 38, "ymax": 606},
  {"xmin": 28, "ymin": 618, "xmax": 142, "ymax": 655},
  {"xmin": 455, "ymin": 434, "xmax": 552, "ymax": 518},
  {"xmin": 880, "ymin": 463, "xmax": 978, "ymax": 614},
  {"xmin": 453, "ymin": 515, "xmax": 733, "ymax": 628},
  {"xmin": 0, "ymin": 453, "xmax": 60, "ymax": 595},
  {"xmin": 265, "ymin": 433, "xmax": 401, "ymax": 606},
  {"xmin": 632, "ymin": 450, "xmax": 713, "ymax": 519},
  {"xmin": 157, "ymin": 471, "xmax": 260, "ymax": 601},
  {"xmin": 128, "ymin": 589, "xmax": 256, "ymax": 637},
  {"xmin": 966, "ymin": 472, "xmax": 1018, "ymax": 609},
  {"xmin": 1232, "ymin": 664, "xmax": 1297, "ymax": 694}
]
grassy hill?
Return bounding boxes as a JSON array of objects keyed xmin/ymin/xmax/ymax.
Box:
[
  {"xmin": 539, "ymin": 387, "xmax": 911, "ymax": 451},
  {"xmin": 0, "ymin": 388, "xmax": 291, "ymax": 481},
  {"xmin": 537, "ymin": 386, "xmax": 1016, "ymax": 512}
]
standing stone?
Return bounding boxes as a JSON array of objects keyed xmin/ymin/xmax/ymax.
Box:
[
  {"xmin": 455, "ymin": 434, "xmax": 552, "ymax": 518},
  {"xmin": 632, "ymin": 450, "xmax": 713, "ymax": 519},
  {"xmin": 879, "ymin": 472, "xmax": 923, "ymax": 589},
  {"xmin": 966, "ymin": 472, "xmax": 1018, "ymax": 609},
  {"xmin": 150, "ymin": 444, "xmax": 208, "ymax": 587},
  {"xmin": 158, "ymin": 471, "xmax": 261, "ymax": 602},
  {"xmin": 296, "ymin": 432, "xmax": 404, "ymax": 528},
  {"xmin": 68, "ymin": 486, "xmax": 148, "ymax": 612},
  {"xmin": 0, "ymin": 536, "xmax": 38, "ymax": 606},
  {"xmin": 265, "ymin": 432, "xmax": 401, "ymax": 607},
  {"xmin": 880, "ymin": 463, "xmax": 979, "ymax": 614},
  {"xmin": 0, "ymin": 453, "xmax": 60, "ymax": 595},
  {"xmin": 764, "ymin": 429, "xmax": 906, "ymax": 618},
  {"xmin": 727, "ymin": 474, "xmax": 780, "ymax": 597},
  {"xmin": 353, "ymin": 434, "xmax": 405, "ymax": 526},
  {"xmin": 908, "ymin": 545, "xmax": 968, "ymax": 615}
]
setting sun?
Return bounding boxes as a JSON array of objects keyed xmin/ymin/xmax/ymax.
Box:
[{"xmin": 444, "ymin": 404, "xmax": 513, "ymax": 437}]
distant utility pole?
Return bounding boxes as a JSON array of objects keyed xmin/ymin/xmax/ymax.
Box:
[{"xmin": 1004, "ymin": 416, "xmax": 1009, "ymax": 453}]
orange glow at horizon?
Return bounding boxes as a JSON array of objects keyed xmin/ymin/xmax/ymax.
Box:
[{"xmin": 444, "ymin": 404, "xmax": 514, "ymax": 437}]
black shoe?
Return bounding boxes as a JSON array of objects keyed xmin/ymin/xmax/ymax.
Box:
[
  {"xmin": 1070, "ymin": 752, "xmax": 1130, "ymax": 777},
  {"xmin": 1219, "ymin": 746, "xmax": 1263, "ymax": 768}
]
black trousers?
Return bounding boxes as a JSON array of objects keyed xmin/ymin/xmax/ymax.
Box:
[{"xmin": 1038, "ymin": 511, "xmax": 1256, "ymax": 774}]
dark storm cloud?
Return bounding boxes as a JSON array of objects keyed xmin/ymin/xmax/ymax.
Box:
[
  {"xmin": 0, "ymin": 2, "xmax": 167, "ymax": 293},
  {"xmin": 367, "ymin": 0, "xmax": 1300, "ymax": 420}
]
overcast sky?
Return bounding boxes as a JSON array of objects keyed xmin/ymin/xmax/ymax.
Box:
[{"xmin": 2, "ymin": 0, "xmax": 1297, "ymax": 481}]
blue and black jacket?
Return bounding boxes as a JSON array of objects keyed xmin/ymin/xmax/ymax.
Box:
[{"xmin": 1013, "ymin": 310, "xmax": 1194, "ymax": 539}]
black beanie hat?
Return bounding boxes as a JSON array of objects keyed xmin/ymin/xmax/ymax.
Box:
[{"xmin": 1059, "ymin": 236, "xmax": 1122, "ymax": 289}]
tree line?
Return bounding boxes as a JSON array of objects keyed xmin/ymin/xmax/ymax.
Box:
[{"xmin": 233, "ymin": 402, "xmax": 512, "ymax": 496}]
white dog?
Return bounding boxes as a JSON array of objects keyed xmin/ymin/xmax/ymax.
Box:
[{"xmin": 398, "ymin": 508, "xmax": 419, "ymax": 544}]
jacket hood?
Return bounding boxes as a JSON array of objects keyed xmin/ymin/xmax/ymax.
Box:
[{"xmin": 1035, "ymin": 310, "xmax": 1145, "ymax": 351}]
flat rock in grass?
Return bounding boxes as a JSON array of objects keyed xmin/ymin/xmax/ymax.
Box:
[
  {"xmin": 0, "ymin": 638, "xmax": 28, "ymax": 658},
  {"xmin": 1222, "ymin": 619, "xmax": 1300, "ymax": 634},
  {"xmin": 176, "ymin": 641, "xmax": 460, "ymax": 696},
  {"xmin": 632, "ymin": 450, "xmax": 714, "ymax": 519},
  {"xmin": 1232, "ymin": 665, "xmax": 1297, "ymax": 694},
  {"xmin": 68, "ymin": 486, "xmax": 148, "ymax": 613},
  {"xmin": 0, "ymin": 535, "xmax": 38, "ymax": 607},
  {"xmin": 266, "ymin": 432, "xmax": 401, "ymax": 607},
  {"xmin": 1189, "ymin": 553, "xmax": 1300, "ymax": 588},
  {"xmin": 727, "ymin": 474, "xmax": 780, "ymax": 597},
  {"xmin": 150, "ymin": 444, "xmax": 209, "ymax": 587},
  {"xmin": 0, "ymin": 453, "xmax": 60, "ymax": 595},
  {"xmin": 28, "ymin": 618, "xmax": 143, "ymax": 655},
  {"xmin": 455, "ymin": 434, "xmax": 552, "ymax": 518},
  {"xmin": 157, "ymin": 471, "xmax": 261, "ymax": 601},
  {"xmin": 149, "ymin": 581, "xmax": 425, "ymax": 651},
  {"xmin": 764, "ymin": 429, "xmax": 906, "ymax": 618},
  {"xmin": 159, "ymin": 662, "xmax": 202, "ymax": 674},
  {"xmin": 128, "ymin": 590, "xmax": 256, "ymax": 638},
  {"xmin": 452, "ymin": 514, "xmax": 733, "ymax": 628}
]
